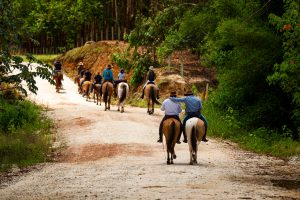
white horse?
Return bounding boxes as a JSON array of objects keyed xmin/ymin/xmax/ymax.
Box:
[
  {"xmin": 185, "ymin": 117, "xmax": 205, "ymax": 165},
  {"xmin": 117, "ymin": 82, "xmax": 129, "ymax": 113}
]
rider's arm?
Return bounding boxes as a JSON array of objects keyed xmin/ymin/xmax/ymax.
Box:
[{"xmin": 169, "ymin": 97, "xmax": 186, "ymax": 103}]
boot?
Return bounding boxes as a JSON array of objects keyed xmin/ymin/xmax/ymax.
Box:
[{"xmin": 202, "ymin": 131, "xmax": 208, "ymax": 142}]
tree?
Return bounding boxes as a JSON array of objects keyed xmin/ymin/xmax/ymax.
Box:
[{"xmin": 0, "ymin": 0, "xmax": 54, "ymax": 96}]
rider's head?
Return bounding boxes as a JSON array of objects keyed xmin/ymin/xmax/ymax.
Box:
[
  {"xmin": 120, "ymin": 68, "xmax": 124, "ymax": 73},
  {"xmin": 78, "ymin": 62, "xmax": 83, "ymax": 66},
  {"xmin": 107, "ymin": 64, "xmax": 112, "ymax": 69},
  {"xmin": 149, "ymin": 66, "xmax": 154, "ymax": 70},
  {"xmin": 170, "ymin": 91, "xmax": 177, "ymax": 97}
]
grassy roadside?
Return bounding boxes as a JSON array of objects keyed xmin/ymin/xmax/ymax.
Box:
[
  {"xmin": 203, "ymin": 101, "xmax": 300, "ymax": 157},
  {"xmin": 0, "ymin": 97, "xmax": 54, "ymax": 172},
  {"xmin": 18, "ymin": 54, "xmax": 60, "ymax": 64}
]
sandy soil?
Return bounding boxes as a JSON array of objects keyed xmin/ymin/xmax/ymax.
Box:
[{"xmin": 0, "ymin": 73, "xmax": 299, "ymax": 200}]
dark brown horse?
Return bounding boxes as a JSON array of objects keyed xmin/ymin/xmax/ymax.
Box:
[
  {"xmin": 93, "ymin": 84, "xmax": 102, "ymax": 105},
  {"xmin": 144, "ymin": 84, "xmax": 160, "ymax": 114},
  {"xmin": 185, "ymin": 117, "xmax": 205, "ymax": 165},
  {"xmin": 162, "ymin": 118, "xmax": 181, "ymax": 164},
  {"xmin": 78, "ymin": 77, "xmax": 85, "ymax": 94},
  {"xmin": 53, "ymin": 72, "xmax": 63, "ymax": 93},
  {"xmin": 102, "ymin": 81, "xmax": 114, "ymax": 111}
]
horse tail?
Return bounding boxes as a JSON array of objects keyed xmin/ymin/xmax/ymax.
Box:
[
  {"xmin": 167, "ymin": 121, "xmax": 176, "ymax": 153},
  {"xmin": 150, "ymin": 86, "xmax": 161, "ymax": 105},
  {"xmin": 119, "ymin": 84, "xmax": 127, "ymax": 103},
  {"xmin": 191, "ymin": 125, "xmax": 197, "ymax": 153},
  {"xmin": 103, "ymin": 83, "xmax": 108, "ymax": 103}
]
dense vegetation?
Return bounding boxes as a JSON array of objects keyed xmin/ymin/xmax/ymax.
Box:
[
  {"xmin": 2, "ymin": 0, "xmax": 299, "ymax": 156},
  {"xmin": 123, "ymin": 0, "xmax": 300, "ymax": 155},
  {"xmin": 1, "ymin": 0, "xmax": 55, "ymax": 171}
]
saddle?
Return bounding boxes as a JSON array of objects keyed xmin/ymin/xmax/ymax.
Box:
[{"xmin": 146, "ymin": 81, "xmax": 155, "ymax": 85}]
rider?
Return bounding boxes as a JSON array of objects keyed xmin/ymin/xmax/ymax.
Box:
[
  {"xmin": 101, "ymin": 64, "xmax": 114, "ymax": 94},
  {"xmin": 158, "ymin": 91, "xmax": 183, "ymax": 144},
  {"xmin": 80, "ymin": 68, "xmax": 92, "ymax": 90},
  {"xmin": 102, "ymin": 64, "xmax": 114, "ymax": 83},
  {"xmin": 169, "ymin": 90, "xmax": 208, "ymax": 143},
  {"xmin": 77, "ymin": 62, "xmax": 84, "ymax": 76},
  {"xmin": 53, "ymin": 60, "xmax": 64, "ymax": 82},
  {"xmin": 140, "ymin": 66, "xmax": 159, "ymax": 99},
  {"xmin": 91, "ymin": 72, "xmax": 102, "ymax": 93},
  {"xmin": 114, "ymin": 68, "xmax": 127, "ymax": 89},
  {"xmin": 80, "ymin": 67, "xmax": 86, "ymax": 79}
]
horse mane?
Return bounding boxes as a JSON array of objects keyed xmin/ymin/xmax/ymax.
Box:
[
  {"xmin": 103, "ymin": 83, "xmax": 109, "ymax": 103},
  {"xmin": 191, "ymin": 125, "xmax": 197, "ymax": 153},
  {"xmin": 150, "ymin": 86, "xmax": 161, "ymax": 105},
  {"xmin": 119, "ymin": 83, "xmax": 127, "ymax": 103}
]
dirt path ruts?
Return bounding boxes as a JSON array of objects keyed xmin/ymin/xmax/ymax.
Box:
[{"xmin": 0, "ymin": 70, "xmax": 299, "ymax": 200}]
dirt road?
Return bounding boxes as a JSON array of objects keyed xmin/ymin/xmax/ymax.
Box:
[{"xmin": 0, "ymin": 74, "xmax": 299, "ymax": 200}]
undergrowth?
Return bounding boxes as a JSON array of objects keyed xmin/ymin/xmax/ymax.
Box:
[
  {"xmin": 203, "ymin": 99, "xmax": 300, "ymax": 157},
  {"xmin": 0, "ymin": 97, "xmax": 54, "ymax": 171}
]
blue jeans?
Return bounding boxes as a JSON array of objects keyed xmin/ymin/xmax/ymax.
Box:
[{"xmin": 182, "ymin": 112, "xmax": 208, "ymax": 140}]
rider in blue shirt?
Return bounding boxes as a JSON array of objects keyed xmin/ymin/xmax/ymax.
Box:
[
  {"xmin": 102, "ymin": 64, "xmax": 114, "ymax": 82},
  {"xmin": 169, "ymin": 91, "xmax": 208, "ymax": 143}
]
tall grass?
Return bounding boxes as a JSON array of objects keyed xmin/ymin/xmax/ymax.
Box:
[
  {"xmin": 0, "ymin": 98, "xmax": 54, "ymax": 171},
  {"xmin": 18, "ymin": 54, "xmax": 60, "ymax": 64},
  {"xmin": 203, "ymin": 98, "xmax": 300, "ymax": 157}
]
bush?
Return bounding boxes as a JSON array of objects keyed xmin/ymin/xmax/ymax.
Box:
[{"xmin": 0, "ymin": 98, "xmax": 53, "ymax": 171}]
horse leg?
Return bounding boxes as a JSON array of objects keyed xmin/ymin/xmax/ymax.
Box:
[
  {"xmin": 147, "ymin": 99, "xmax": 151, "ymax": 114},
  {"xmin": 194, "ymin": 146, "xmax": 198, "ymax": 164},
  {"xmin": 167, "ymin": 151, "xmax": 170, "ymax": 165},
  {"xmin": 190, "ymin": 151, "xmax": 194, "ymax": 165},
  {"xmin": 108, "ymin": 96, "xmax": 111, "ymax": 110}
]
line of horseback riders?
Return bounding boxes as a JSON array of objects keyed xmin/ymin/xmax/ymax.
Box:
[
  {"xmin": 53, "ymin": 60, "xmax": 208, "ymax": 145},
  {"xmin": 76, "ymin": 62, "xmax": 127, "ymax": 96}
]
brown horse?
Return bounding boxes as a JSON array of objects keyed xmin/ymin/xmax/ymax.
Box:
[
  {"xmin": 102, "ymin": 81, "xmax": 114, "ymax": 111},
  {"xmin": 82, "ymin": 81, "xmax": 92, "ymax": 101},
  {"xmin": 53, "ymin": 72, "xmax": 63, "ymax": 93},
  {"xmin": 78, "ymin": 77, "xmax": 85, "ymax": 94},
  {"xmin": 162, "ymin": 118, "xmax": 181, "ymax": 165},
  {"xmin": 117, "ymin": 82, "xmax": 129, "ymax": 113},
  {"xmin": 93, "ymin": 83, "xmax": 102, "ymax": 105},
  {"xmin": 144, "ymin": 84, "xmax": 160, "ymax": 114},
  {"xmin": 185, "ymin": 117, "xmax": 205, "ymax": 165}
]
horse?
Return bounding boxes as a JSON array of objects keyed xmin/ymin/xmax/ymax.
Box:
[
  {"xmin": 78, "ymin": 77, "xmax": 85, "ymax": 94},
  {"xmin": 93, "ymin": 83, "xmax": 102, "ymax": 105},
  {"xmin": 117, "ymin": 82, "xmax": 129, "ymax": 113},
  {"xmin": 185, "ymin": 117, "xmax": 205, "ymax": 165},
  {"xmin": 162, "ymin": 118, "xmax": 181, "ymax": 165},
  {"xmin": 144, "ymin": 84, "xmax": 160, "ymax": 114},
  {"xmin": 53, "ymin": 71, "xmax": 63, "ymax": 93},
  {"xmin": 82, "ymin": 81, "xmax": 92, "ymax": 101},
  {"xmin": 102, "ymin": 81, "xmax": 114, "ymax": 111}
]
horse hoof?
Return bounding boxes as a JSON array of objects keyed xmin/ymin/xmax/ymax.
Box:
[
  {"xmin": 173, "ymin": 154, "xmax": 177, "ymax": 159},
  {"xmin": 121, "ymin": 110, "xmax": 124, "ymax": 113},
  {"xmin": 167, "ymin": 161, "xmax": 170, "ymax": 165},
  {"xmin": 189, "ymin": 162, "xmax": 193, "ymax": 165},
  {"xmin": 194, "ymin": 161, "xmax": 198, "ymax": 164},
  {"xmin": 170, "ymin": 160, "xmax": 174, "ymax": 164}
]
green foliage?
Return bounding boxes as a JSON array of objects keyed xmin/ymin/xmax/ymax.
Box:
[
  {"xmin": 111, "ymin": 52, "xmax": 132, "ymax": 70},
  {"xmin": 268, "ymin": 0, "xmax": 300, "ymax": 133},
  {"xmin": 204, "ymin": 97, "xmax": 300, "ymax": 157},
  {"xmin": 0, "ymin": 98, "xmax": 53, "ymax": 171}
]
